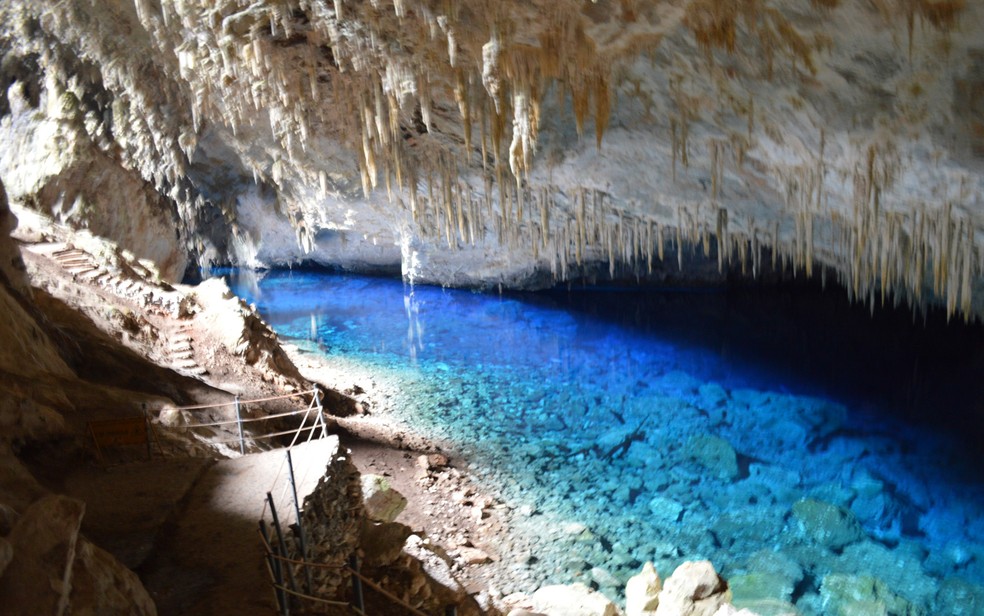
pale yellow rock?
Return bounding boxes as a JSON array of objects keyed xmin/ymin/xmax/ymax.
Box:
[
  {"xmin": 626, "ymin": 561, "xmax": 662, "ymax": 616},
  {"xmin": 655, "ymin": 561, "xmax": 731, "ymax": 616},
  {"xmin": 531, "ymin": 582, "xmax": 623, "ymax": 616},
  {"xmin": 360, "ymin": 473, "xmax": 408, "ymax": 523}
]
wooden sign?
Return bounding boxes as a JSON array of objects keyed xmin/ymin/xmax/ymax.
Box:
[{"xmin": 87, "ymin": 416, "xmax": 151, "ymax": 460}]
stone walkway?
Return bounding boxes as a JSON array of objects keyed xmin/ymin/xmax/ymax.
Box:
[{"xmin": 62, "ymin": 438, "xmax": 341, "ymax": 616}]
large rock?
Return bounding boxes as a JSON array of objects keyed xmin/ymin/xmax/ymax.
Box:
[
  {"xmin": 685, "ymin": 435, "xmax": 740, "ymax": 481},
  {"xmin": 654, "ymin": 561, "xmax": 731, "ymax": 616},
  {"xmin": 837, "ymin": 541, "xmax": 936, "ymax": 607},
  {"xmin": 0, "ymin": 495, "xmax": 157, "ymax": 616},
  {"xmin": 819, "ymin": 573, "xmax": 916, "ymax": 616},
  {"xmin": 396, "ymin": 534, "xmax": 487, "ymax": 615},
  {"xmin": 0, "ymin": 495, "xmax": 85, "ymax": 615},
  {"xmin": 360, "ymin": 474, "xmax": 408, "ymax": 523},
  {"xmin": 791, "ymin": 498, "xmax": 863, "ymax": 549},
  {"xmin": 70, "ymin": 538, "xmax": 157, "ymax": 616},
  {"xmin": 531, "ymin": 582, "xmax": 622, "ymax": 616},
  {"xmin": 359, "ymin": 519, "xmax": 413, "ymax": 566},
  {"xmin": 933, "ymin": 577, "xmax": 984, "ymax": 616},
  {"xmin": 625, "ymin": 561, "xmax": 662, "ymax": 616},
  {"xmin": 711, "ymin": 606, "xmax": 765, "ymax": 616},
  {"xmin": 0, "ymin": 536, "xmax": 12, "ymax": 578}
]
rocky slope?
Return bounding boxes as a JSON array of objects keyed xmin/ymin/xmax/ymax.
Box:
[{"xmin": 1, "ymin": 0, "xmax": 982, "ymax": 318}]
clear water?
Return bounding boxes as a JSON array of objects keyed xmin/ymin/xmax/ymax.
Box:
[{"xmin": 225, "ymin": 269, "xmax": 984, "ymax": 614}]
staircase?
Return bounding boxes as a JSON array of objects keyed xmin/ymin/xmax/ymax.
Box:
[{"xmin": 29, "ymin": 241, "xmax": 208, "ymax": 377}]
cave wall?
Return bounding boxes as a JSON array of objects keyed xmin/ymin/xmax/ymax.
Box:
[{"xmin": 0, "ymin": 178, "xmax": 75, "ymax": 447}]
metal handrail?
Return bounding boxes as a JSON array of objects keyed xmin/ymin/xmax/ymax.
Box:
[{"xmin": 161, "ymin": 388, "xmax": 320, "ymax": 412}]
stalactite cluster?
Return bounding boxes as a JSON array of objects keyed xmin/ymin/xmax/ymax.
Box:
[{"xmin": 0, "ymin": 0, "xmax": 979, "ymax": 318}]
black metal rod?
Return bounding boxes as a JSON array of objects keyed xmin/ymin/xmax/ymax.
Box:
[
  {"xmin": 267, "ymin": 492, "xmax": 298, "ymax": 608},
  {"xmin": 260, "ymin": 520, "xmax": 288, "ymax": 615},
  {"xmin": 349, "ymin": 554, "xmax": 365, "ymax": 613},
  {"xmin": 286, "ymin": 450, "xmax": 314, "ymax": 594},
  {"xmin": 235, "ymin": 395, "xmax": 245, "ymax": 454}
]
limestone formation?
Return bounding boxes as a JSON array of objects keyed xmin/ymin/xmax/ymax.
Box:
[
  {"xmin": 0, "ymin": 0, "xmax": 981, "ymax": 319},
  {"xmin": 625, "ymin": 561, "xmax": 662, "ymax": 616},
  {"xmin": 0, "ymin": 495, "xmax": 156, "ymax": 616},
  {"xmin": 654, "ymin": 560, "xmax": 731, "ymax": 616},
  {"xmin": 360, "ymin": 473, "xmax": 408, "ymax": 523},
  {"xmin": 530, "ymin": 582, "xmax": 623, "ymax": 616}
]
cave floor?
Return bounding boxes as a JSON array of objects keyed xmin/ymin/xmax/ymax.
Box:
[{"xmin": 37, "ymin": 440, "xmax": 345, "ymax": 616}]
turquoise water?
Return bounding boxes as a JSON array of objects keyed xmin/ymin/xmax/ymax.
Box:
[{"xmin": 225, "ymin": 269, "xmax": 984, "ymax": 614}]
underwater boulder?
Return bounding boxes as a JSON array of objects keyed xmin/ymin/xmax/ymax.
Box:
[
  {"xmin": 791, "ymin": 498, "xmax": 863, "ymax": 549},
  {"xmin": 685, "ymin": 435, "xmax": 739, "ymax": 482}
]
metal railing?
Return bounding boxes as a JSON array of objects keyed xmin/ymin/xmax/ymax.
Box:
[
  {"xmin": 151, "ymin": 389, "xmax": 328, "ymax": 454},
  {"xmin": 154, "ymin": 389, "xmax": 458, "ymax": 615}
]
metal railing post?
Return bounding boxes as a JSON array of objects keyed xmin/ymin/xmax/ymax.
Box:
[
  {"xmin": 314, "ymin": 389, "xmax": 327, "ymax": 439},
  {"xmin": 286, "ymin": 450, "xmax": 314, "ymax": 594},
  {"xmin": 349, "ymin": 554, "xmax": 365, "ymax": 613},
  {"xmin": 260, "ymin": 520, "xmax": 288, "ymax": 615},
  {"xmin": 267, "ymin": 492, "xmax": 297, "ymax": 605},
  {"xmin": 235, "ymin": 395, "xmax": 245, "ymax": 454}
]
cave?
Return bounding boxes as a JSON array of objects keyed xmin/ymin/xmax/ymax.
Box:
[{"xmin": 1, "ymin": 1, "xmax": 983, "ymax": 615}]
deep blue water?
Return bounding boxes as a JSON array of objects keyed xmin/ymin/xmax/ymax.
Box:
[{"xmin": 225, "ymin": 269, "xmax": 984, "ymax": 613}]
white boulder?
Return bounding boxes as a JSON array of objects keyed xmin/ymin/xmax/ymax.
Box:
[
  {"xmin": 531, "ymin": 582, "xmax": 622, "ymax": 616},
  {"xmin": 626, "ymin": 561, "xmax": 662, "ymax": 615}
]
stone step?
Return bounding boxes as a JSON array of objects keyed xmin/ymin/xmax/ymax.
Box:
[
  {"xmin": 26, "ymin": 242, "xmax": 69, "ymax": 256},
  {"xmin": 171, "ymin": 350, "xmax": 194, "ymax": 361},
  {"xmin": 78, "ymin": 268, "xmax": 106, "ymax": 281},
  {"xmin": 53, "ymin": 248, "xmax": 85, "ymax": 259},
  {"xmin": 57, "ymin": 256, "xmax": 91, "ymax": 266},
  {"xmin": 173, "ymin": 358, "xmax": 199, "ymax": 369},
  {"xmin": 65, "ymin": 264, "xmax": 97, "ymax": 275}
]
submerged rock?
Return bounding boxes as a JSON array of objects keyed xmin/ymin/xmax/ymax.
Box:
[
  {"xmin": 837, "ymin": 541, "xmax": 936, "ymax": 607},
  {"xmin": 791, "ymin": 498, "xmax": 863, "ymax": 549},
  {"xmin": 685, "ymin": 435, "xmax": 739, "ymax": 482},
  {"xmin": 933, "ymin": 577, "xmax": 984, "ymax": 616},
  {"xmin": 819, "ymin": 573, "xmax": 917, "ymax": 616}
]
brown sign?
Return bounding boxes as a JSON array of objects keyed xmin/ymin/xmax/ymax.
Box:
[{"xmin": 87, "ymin": 416, "xmax": 149, "ymax": 458}]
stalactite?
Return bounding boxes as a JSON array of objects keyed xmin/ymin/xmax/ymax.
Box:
[
  {"xmin": 540, "ymin": 188, "xmax": 550, "ymax": 249},
  {"xmin": 716, "ymin": 208, "xmax": 729, "ymax": 272},
  {"xmin": 676, "ymin": 225, "xmax": 684, "ymax": 271},
  {"xmin": 657, "ymin": 223, "xmax": 665, "ymax": 262}
]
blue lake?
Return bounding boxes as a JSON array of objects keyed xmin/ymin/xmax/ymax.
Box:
[{"xmin": 225, "ymin": 269, "xmax": 984, "ymax": 614}]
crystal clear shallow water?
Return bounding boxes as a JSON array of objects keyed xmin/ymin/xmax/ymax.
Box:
[{"xmin": 225, "ymin": 269, "xmax": 984, "ymax": 614}]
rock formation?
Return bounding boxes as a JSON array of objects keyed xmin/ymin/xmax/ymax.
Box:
[{"xmin": 0, "ymin": 0, "xmax": 981, "ymax": 319}]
